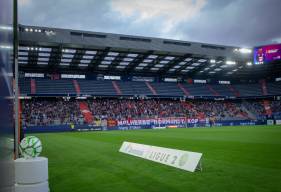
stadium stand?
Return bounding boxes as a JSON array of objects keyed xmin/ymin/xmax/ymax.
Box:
[
  {"xmin": 233, "ymin": 83, "xmax": 263, "ymax": 97},
  {"xmin": 17, "ymin": 25, "xmax": 281, "ymax": 132},
  {"xmin": 35, "ymin": 79, "xmax": 76, "ymax": 95},
  {"xmin": 21, "ymin": 98, "xmax": 281, "ymax": 127},
  {"xmin": 78, "ymin": 80, "xmax": 117, "ymax": 96},
  {"xmin": 118, "ymin": 81, "xmax": 152, "ymax": 96},
  {"xmin": 21, "ymin": 99, "xmax": 84, "ymax": 127},
  {"xmin": 19, "ymin": 78, "xmax": 281, "ymax": 97},
  {"xmin": 267, "ymin": 81, "xmax": 281, "ymax": 95},
  {"xmin": 150, "ymin": 82, "xmax": 183, "ymax": 96},
  {"xmin": 211, "ymin": 85, "xmax": 235, "ymax": 97}
]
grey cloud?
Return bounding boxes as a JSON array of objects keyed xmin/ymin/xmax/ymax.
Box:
[
  {"xmin": 19, "ymin": 0, "xmax": 281, "ymax": 47},
  {"xmin": 179, "ymin": 0, "xmax": 281, "ymax": 47}
]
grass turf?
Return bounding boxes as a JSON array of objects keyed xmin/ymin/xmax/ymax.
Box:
[{"xmin": 32, "ymin": 125, "xmax": 281, "ymax": 192}]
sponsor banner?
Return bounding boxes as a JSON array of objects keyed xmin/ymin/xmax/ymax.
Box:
[
  {"xmin": 119, "ymin": 141, "xmax": 202, "ymax": 172},
  {"xmin": 275, "ymin": 120, "xmax": 281, "ymax": 125},
  {"xmin": 107, "ymin": 119, "xmax": 117, "ymax": 127},
  {"xmin": 152, "ymin": 126, "xmax": 166, "ymax": 129},
  {"xmin": 267, "ymin": 120, "xmax": 274, "ymax": 125},
  {"xmin": 24, "ymin": 120, "xmax": 266, "ymax": 133},
  {"xmin": 117, "ymin": 117, "xmax": 198, "ymax": 126}
]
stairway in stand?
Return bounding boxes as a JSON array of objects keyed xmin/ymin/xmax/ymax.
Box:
[{"xmin": 79, "ymin": 102, "xmax": 94, "ymax": 124}]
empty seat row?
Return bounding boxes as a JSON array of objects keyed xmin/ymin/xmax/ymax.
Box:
[{"xmin": 19, "ymin": 78, "xmax": 281, "ymax": 97}]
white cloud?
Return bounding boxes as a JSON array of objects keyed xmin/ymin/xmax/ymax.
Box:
[
  {"xmin": 19, "ymin": 0, "xmax": 32, "ymax": 6},
  {"xmin": 111, "ymin": 0, "xmax": 207, "ymax": 35},
  {"xmin": 271, "ymin": 37, "xmax": 281, "ymax": 44}
]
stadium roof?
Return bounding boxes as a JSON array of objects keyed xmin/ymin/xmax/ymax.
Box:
[{"xmin": 18, "ymin": 25, "xmax": 281, "ymax": 79}]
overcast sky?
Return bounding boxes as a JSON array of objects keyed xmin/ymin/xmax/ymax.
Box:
[{"xmin": 19, "ymin": 0, "xmax": 281, "ymax": 47}]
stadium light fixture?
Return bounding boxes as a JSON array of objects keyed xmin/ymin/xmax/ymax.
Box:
[
  {"xmin": 41, "ymin": 47, "xmax": 52, "ymax": 52},
  {"xmin": 165, "ymin": 56, "xmax": 175, "ymax": 60},
  {"xmin": 160, "ymin": 60, "xmax": 169, "ymax": 64},
  {"xmin": 139, "ymin": 63, "xmax": 148, "ymax": 67},
  {"xmin": 62, "ymin": 49, "xmax": 76, "ymax": 53},
  {"xmin": 80, "ymin": 60, "xmax": 91, "ymax": 64},
  {"xmin": 0, "ymin": 44, "xmax": 12, "ymax": 50},
  {"xmin": 78, "ymin": 64, "xmax": 88, "ymax": 67},
  {"xmin": 123, "ymin": 58, "xmax": 134, "ymax": 62},
  {"xmin": 116, "ymin": 66, "xmax": 126, "ymax": 69},
  {"xmin": 101, "ymin": 61, "xmax": 112, "ymax": 65},
  {"xmin": 98, "ymin": 64, "xmax": 109, "ymax": 68},
  {"xmin": 104, "ymin": 56, "xmax": 115, "ymax": 61},
  {"xmin": 198, "ymin": 59, "xmax": 207, "ymax": 63},
  {"xmin": 185, "ymin": 58, "xmax": 192, "ymax": 62},
  {"xmin": 19, "ymin": 61, "xmax": 28, "ymax": 64},
  {"xmin": 0, "ymin": 25, "xmax": 13, "ymax": 31},
  {"xmin": 150, "ymin": 67, "xmax": 159, "ymax": 71},
  {"xmin": 38, "ymin": 57, "xmax": 49, "ymax": 62},
  {"xmin": 210, "ymin": 59, "xmax": 216, "ymax": 63},
  {"xmin": 235, "ymin": 48, "xmax": 252, "ymax": 54},
  {"xmin": 63, "ymin": 54, "xmax": 74, "ymax": 58},
  {"xmin": 119, "ymin": 62, "xmax": 130, "ymax": 66},
  {"xmin": 220, "ymin": 65, "xmax": 228, "ymax": 68},
  {"xmin": 108, "ymin": 52, "xmax": 119, "ymax": 56},
  {"xmin": 226, "ymin": 61, "xmax": 236, "ymax": 65},
  {"xmin": 135, "ymin": 66, "xmax": 144, "ymax": 70},
  {"xmin": 191, "ymin": 63, "xmax": 200, "ymax": 66},
  {"xmin": 143, "ymin": 59, "xmax": 153, "ymax": 63},
  {"xmin": 247, "ymin": 62, "xmax": 252, "ymax": 66},
  {"xmin": 85, "ymin": 50, "xmax": 97, "ymax": 55},
  {"xmin": 61, "ymin": 58, "xmax": 72, "ymax": 63},
  {"xmin": 181, "ymin": 70, "xmax": 189, "ymax": 73},
  {"xmin": 186, "ymin": 66, "xmax": 195, "ymax": 69},
  {"xmin": 60, "ymin": 63, "xmax": 70, "ymax": 66},
  {"xmin": 179, "ymin": 61, "xmax": 187, "ymax": 65},
  {"xmin": 19, "ymin": 57, "xmax": 28, "ymax": 60},
  {"xmin": 127, "ymin": 53, "xmax": 138, "ymax": 57},
  {"xmin": 19, "ymin": 46, "xmax": 29, "ymax": 51},
  {"xmin": 82, "ymin": 55, "xmax": 94, "ymax": 60},
  {"xmin": 19, "ymin": 51, "xmax": 28, "ymax": 56},
  {"xmin": 147, "ymin": 55, "xmax": 158, "ymax": 59},
  {"xmin": 37, "ymin": 62, "xmax": 48, "ymax": 65},
  {"xmin": 155, "ymin": 64, "xmax": 164, "ymax": 67}
]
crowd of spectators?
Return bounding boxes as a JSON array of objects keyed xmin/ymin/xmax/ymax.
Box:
[
  {"xmin": 241, "ymin": 100, "xmax": 265, "ymax": 119},
  {"xmin": 21, "ymin": 98, "xmax": 281, "ymax": 126},
  {"xmin": 21, "ymin": 99, "xmax": 84, "ymax": 126},
  {"xmin": 88, "ymin": 99, "xmax": 188, "ymax": 120},
  {"xmin": 88, "ymin": 99, "xmax": 251, "ymax": 121}
]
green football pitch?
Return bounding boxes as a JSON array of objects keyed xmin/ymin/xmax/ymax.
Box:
[{"xmin": 32, "ymin": 125, "xmax": 281, "ymax": 192}]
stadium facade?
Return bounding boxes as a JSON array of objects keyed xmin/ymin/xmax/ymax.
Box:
[{"xmin": 18, "ymin": 25, "xmax": 281, "ymax": 133}]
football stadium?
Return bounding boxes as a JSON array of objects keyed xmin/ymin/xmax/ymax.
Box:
[{"xmin": 1, "ymin": 0, "xmax": 281, "ymax": 192}]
